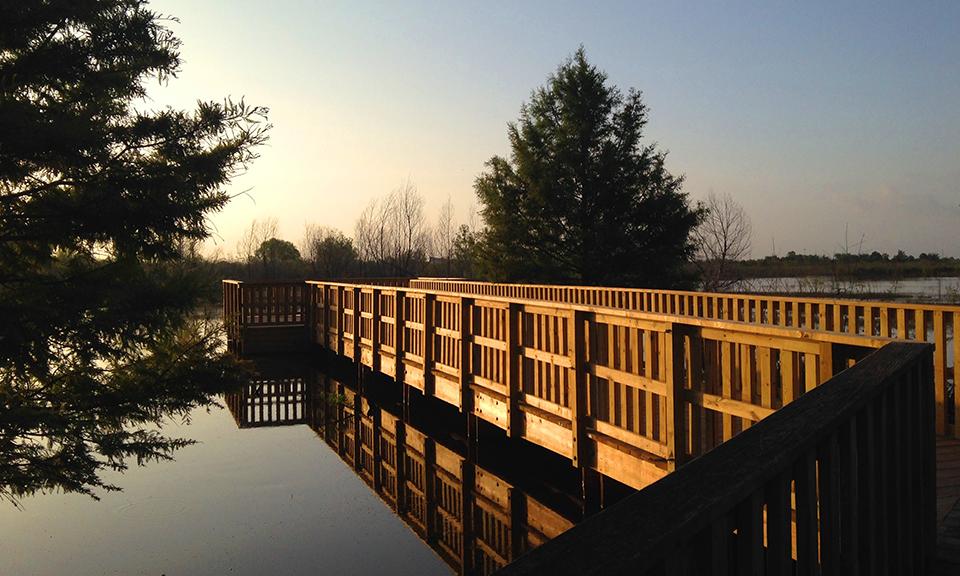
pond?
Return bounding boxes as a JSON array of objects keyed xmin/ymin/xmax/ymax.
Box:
[
  {"xmin": 731, "ymin": 276, "xmax": 960, "ymax": 302},
  {"xmin": 0, "ymin": 356, "xmax": 630, "ymax": 575}
]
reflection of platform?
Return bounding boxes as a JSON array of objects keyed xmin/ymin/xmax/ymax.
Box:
[
  {"xmin": 225, "ymin": 377, "xmax": 309, "ymax": 428},
  {"xmin": 224, "ymin": 364, "xmax": 584, "ymax": 575},
  {"xmin": 325, "ymin": 387, "xmax": 575, "ymax": 574}
]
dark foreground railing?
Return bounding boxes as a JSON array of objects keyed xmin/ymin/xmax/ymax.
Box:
[{"xmin": 496, "ymin": 342, "xmax": 936, "ymax": 576}]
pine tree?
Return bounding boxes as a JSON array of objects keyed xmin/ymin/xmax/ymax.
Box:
[
  {"xmin": 0, "ymin": 1, "xmax": 268, "ymax": 502},
  {"xmin": 475, "ymin": 48, "xmax": 703, "ymax": 287}
]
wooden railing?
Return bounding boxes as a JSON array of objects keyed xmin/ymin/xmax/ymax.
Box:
[
  {"xmin": 236, "ymin": 280, "xmax": 901, "ymax": 489},
  {"xmin": 222, "ymin": 280, "xmax": 310, "ymax": 354},
  {"xmin": 497, "ymin": 342, "xmax": 936, "ymax": 575},
  {"xmin": 411, "ymin": 278, "xmax": 960, "ymax": 438}
]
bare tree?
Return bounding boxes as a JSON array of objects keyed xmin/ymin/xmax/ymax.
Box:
[
  {"xmin": 355, "ymin": 195, "xmax": 394, "ymax": 272},
  {"xmin": 355, "ymin": 180, "xmax": 430, "ymax": 276},
  {"xmin": 694, "ymin": 192, "xmax": 752, "ymax": 291},
  {"xmin": 433, "ymin": 196, "xmax": 456, "ymax": 276},
  {"xmin": 301, "ymin": 224, "xmax": 358, "ymax": 278},
  {"xmin": 236, "ymin": 217, "xmax": 279, "ymax": 277},
  {"xmin": 392, "ymin": 180, "xmax": 430, "ymax": 275}
]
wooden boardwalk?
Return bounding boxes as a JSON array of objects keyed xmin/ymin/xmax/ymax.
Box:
[
  {"xmin": 223, "ymin": 278, "xmax": 959, "ymax": 574},
  {"xmin": 935, "ymin": 438, "xmax": 960, "ymax": 574}
]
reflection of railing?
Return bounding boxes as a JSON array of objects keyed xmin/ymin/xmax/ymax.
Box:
[
  {"xmin": 225, "ymin": 377, "xmax": 309, "ymax": 428},
  {"xmin": 297, "ymin": 280, "xmax": 893, "ymax": 489},
  {"xmin": 316, "ymin": 379, "xmax": 579, "ymax": 576},
  {"xmin": 499, "ymin": 342, "xmax": 936, "ymax": 575},
  {"xmin": 410, "ymin": 278, "xmax": 960, "ymax": 437},
  {"xmin": 225, "ymin": 367, "xmax": 581, "ymax": 576}
]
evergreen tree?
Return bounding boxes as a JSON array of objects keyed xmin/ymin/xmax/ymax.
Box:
[
  {"xmin": 475, "ymin": 48, "xmax": 703, "ymax": 287},
  {"xmin": 0, "ymin": 1, "xmax": 268, "ymax": 502}
]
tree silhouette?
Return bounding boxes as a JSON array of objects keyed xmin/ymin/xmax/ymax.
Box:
[
  {"xmin": 475, "ymin": 48, "xmax": 703, "ymax": 287},
  {"xmin": 0, "ymin": 1, "xmax": 267, "ymax": 502}
]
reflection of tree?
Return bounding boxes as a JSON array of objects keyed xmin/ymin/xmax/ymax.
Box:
[
  {"xmin": 0, "ymin": 3, "xmax": 266, "ymax": 504},
  {"xmin": 1, "ymin": 317, "xmax": 248, "ymax": 504}
]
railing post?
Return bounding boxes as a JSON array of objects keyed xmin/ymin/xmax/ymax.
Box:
[
  {"xmin": 460, "ymin": 296, "xmax": 473, "ymax": 413},
  {"xmin": 303, "ymin": 283, "xmax": 312, "ymax": 347},
  {"xmin": 568, "ymin": 309, "xmax": 588, "ymax": 467},
  {"xmin": 424, "ymin": 292, "xmax": 435, "ymax": 397},
  {"xmin": 819, "ymin": 341, "xmax": 835, "ymax": 384},
  {"xmin": 665, "ymin": 322, "xmax": 687, "ymax": 471},
  {"xmin": 506, "ymin": 303, "xmax": 521, "ymax": 438},
  {"xmin": 336, "ymin": 285, "xmax": 345, "ymax": 356},
  {"xmin": 322, "ymin": 284, "xmax": 331, "ymax": 350},
  {"xmin": 352, "ymin": 286, "xmax": 361, "ymax": 362},
  {"xmin": 395, "ymin": 290, "xmax": 406, "ymax": 383},
  {"xmin": 371, "ymin": 288, "xmax": 381, "ymax": 372}
]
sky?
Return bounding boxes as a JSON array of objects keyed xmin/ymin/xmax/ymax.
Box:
[{"xmin": 148, "ymin": 0, "xmax": 960, "ymax": 259}]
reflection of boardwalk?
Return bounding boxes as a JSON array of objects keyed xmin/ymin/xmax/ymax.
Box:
[
  {"xmin": 315, "ymin": 380, "xmax": 578, "ymax": 575},
  {"xmin": 224, "ymin": 278, "xmax": 956, "ymax": 573},
  {"xmin": 225, "ymin": 377, "xmax": 309, "ymax": 428},
  {"xmin": 935, "ymin": 438, "xmax": 960, "ymax": 574},
  {"xmin": 224, "ymin": 365, "xmax": 589, "ymax": 576}
]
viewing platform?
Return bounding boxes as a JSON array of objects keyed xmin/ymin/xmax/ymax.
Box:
[{"xmin": 223, "ymin": 278, "xmax": 960, "ymax": 574}]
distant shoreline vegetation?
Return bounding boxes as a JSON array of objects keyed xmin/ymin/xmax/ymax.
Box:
[{"xmin": 721, "ymin": 250, "xmax": 960, "ymax": 281}]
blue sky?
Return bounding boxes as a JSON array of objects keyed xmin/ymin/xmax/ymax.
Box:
[{"xmin": 150, "ymin": 0, "xmax": 960, "ymax": 257}]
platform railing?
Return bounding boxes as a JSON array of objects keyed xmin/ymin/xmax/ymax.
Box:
[
  {"xmin": 410, "ymin": 278, "xmax": 960, "ymax": 438},
  {"xmin": 496, "ymin": 342, "xmax": 936, "ymax": 575},
  {"xmin": 292, "ymin": 280, "xmax": 898, "ymax": 486}
]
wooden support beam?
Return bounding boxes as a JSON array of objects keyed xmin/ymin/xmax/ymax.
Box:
[
  {"xmin": 423, "ymin": 293, "xmax": 436, "ymax": 398},
  {"xmin": 506, "ymin": 303, "xmax": 521, "ymax": 437}
]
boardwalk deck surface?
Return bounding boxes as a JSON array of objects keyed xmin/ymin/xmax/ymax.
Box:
[{"xmin": 935, "ymin": 438, "xmax": 960, "ymax": 574}]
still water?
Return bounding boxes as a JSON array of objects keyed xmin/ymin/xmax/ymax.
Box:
[
  {"xmin": 732, "ymin": 276, "xmax": 960, "ymax": 302},
  {"xmin": 1, "ymin": 357, "xmax": 620, "ymax": 575}
]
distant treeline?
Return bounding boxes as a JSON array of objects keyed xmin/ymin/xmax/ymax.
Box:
[{"xmin": 726, "ymin": 250, "xmax": 960, "ymax": 280}]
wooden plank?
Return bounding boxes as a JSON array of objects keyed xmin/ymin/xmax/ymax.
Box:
[
  {"xmin": 683, "ymin": 390, "xmax": 775, "ymax": 423},
  {"xmin": 588, "ymin": 363, "xmax": 668, "ymax": 397},
  {"xmin": 591, "ymin": 419, "xmax": 670, "ymax": 459},
  {"xmin": 699, "ymin": 326, "xmax": 820, "ymax": 355},
  {"xmin": 521, "ymin": 346, "xmax": 574, "ymax": 368},
  {"xmin": 474, "ymin": 334, "xmax": 507, "ymax": 351}
]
